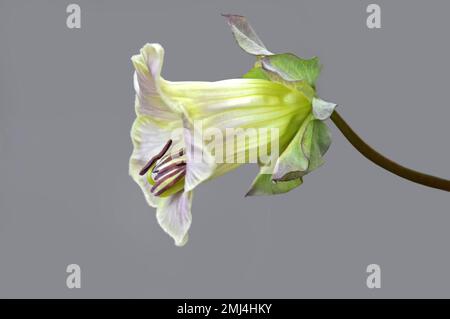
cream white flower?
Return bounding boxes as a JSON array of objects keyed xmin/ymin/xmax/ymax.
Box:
[{"xmin": 130, "ymin": 43, "xmax": 312, "ymax": 246}]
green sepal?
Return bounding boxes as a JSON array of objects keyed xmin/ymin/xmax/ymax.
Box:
[
  {"xmin": 301, "ymin": 119, "xmax": 332, "ymax": 173},
  {"xmin": 312, "ymin": 97, "xmax": 337, "ymax": 120},
  {"xmin": 273, "ymin": 116, "xmax": 331, "ymax": 181},
  {"xmin": 243, "ymin": 65, "xmax": 315, "ymax": 102},
  {"xmin": 246, "ymin": 168, "xmax": 303, "ymax": 196},
  {"xmin": 272, "ymin": 114, "xmax": 313, "ymax": 181},
  {"xmin": 222, "ymin": 14, "xmax": 273, "ymax": 56},
  {"xmin": 261, "ymin": 53, "xmax": 321, "ymax": 88}
]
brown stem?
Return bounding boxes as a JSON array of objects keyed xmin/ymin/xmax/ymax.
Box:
[{"xmin": 330, "ymin": 110, "xmax": 450, "ymax": 192}]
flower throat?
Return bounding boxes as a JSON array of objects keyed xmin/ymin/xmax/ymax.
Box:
[{"xmin": 139, "ymin": 139, "xmax": 186, "ymax": 197}]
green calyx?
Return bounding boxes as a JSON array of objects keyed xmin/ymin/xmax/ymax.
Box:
[
  {"xmin": 241, "ymin": 48, "xmax": 334, "ymax": 196},
  {"xmin": 223, "ymin": 14, "xmax": 338, "ymax": 196}
]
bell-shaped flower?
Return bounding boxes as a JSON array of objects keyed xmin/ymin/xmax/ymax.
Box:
[{"xmin": 129, "ymin": 43, "xmax": 315, "ymax": 246}]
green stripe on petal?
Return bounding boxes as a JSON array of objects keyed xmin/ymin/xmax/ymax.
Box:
[
  {"xmin": 164, "ymin": 78, "xmax": 311, "ymax": 143},
  {"xmin": 160, "ymin": 77, "xmax": 312, "ymax": 180}
]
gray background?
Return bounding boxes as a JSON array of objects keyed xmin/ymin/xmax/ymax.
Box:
[{"xmin": 0, "ymin": 0, "xmax": 449, "ymax": 298}]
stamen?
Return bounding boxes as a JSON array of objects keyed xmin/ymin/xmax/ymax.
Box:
[
  {"xmin": 153, "ymin": 168, "xmax": 186, "ymax": 197},
  {"xmin": 140, "ymin": 142, "xmax": 187, "ymax": 196},
  {"xmin": 139, "ymin": 139, "xmax": 172, "ymax": 176},
  {"xmin": 154, "ymin": 161, "xmax": 186, "ymax": 180},
  {"xmin": 154, "ymin": 148, "xmax": 185, "ymax": 169},
  {"xmin": 151, "ymin": 167, "xmax": 182, "ymax": 193},
  {"xmin": 151, "ymin": 166, "xmax": 186, "ymax": 195}
]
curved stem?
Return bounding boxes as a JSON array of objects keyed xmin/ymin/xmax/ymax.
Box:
[{"xmin": 330, "ymin": 110, "xmax": 450, "ymax": 192}]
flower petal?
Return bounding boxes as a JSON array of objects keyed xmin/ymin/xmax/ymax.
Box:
[
  {"xmin": 164, "ymin": 78, "xmax": 311, "ymax": 159},
  {"xmin": 129, "ymin": 115, "xmax": 175, "ymax": 207},
  {"xmin": 182, "ymin": 115, "xmax": 217, "ymax": 192},
  {"xmin": 131, "ymin": 43, "xmax": 180, "ymax": 121},
  {"xmin": 156, "ymin": 191, "xmax": 193, "ymax": 246}
]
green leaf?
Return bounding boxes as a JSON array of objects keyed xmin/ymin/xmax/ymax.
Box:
[
  {"xmin": 222, "ymin": 14, "xmax": 273, "ymax": 56},
  {"xmin": 262, "ymin": 53, "xmax": 321, "ymax": 88},
  {"xmin": 246, "ymin": 169, "xmax": 302, "ymax": 196}
]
